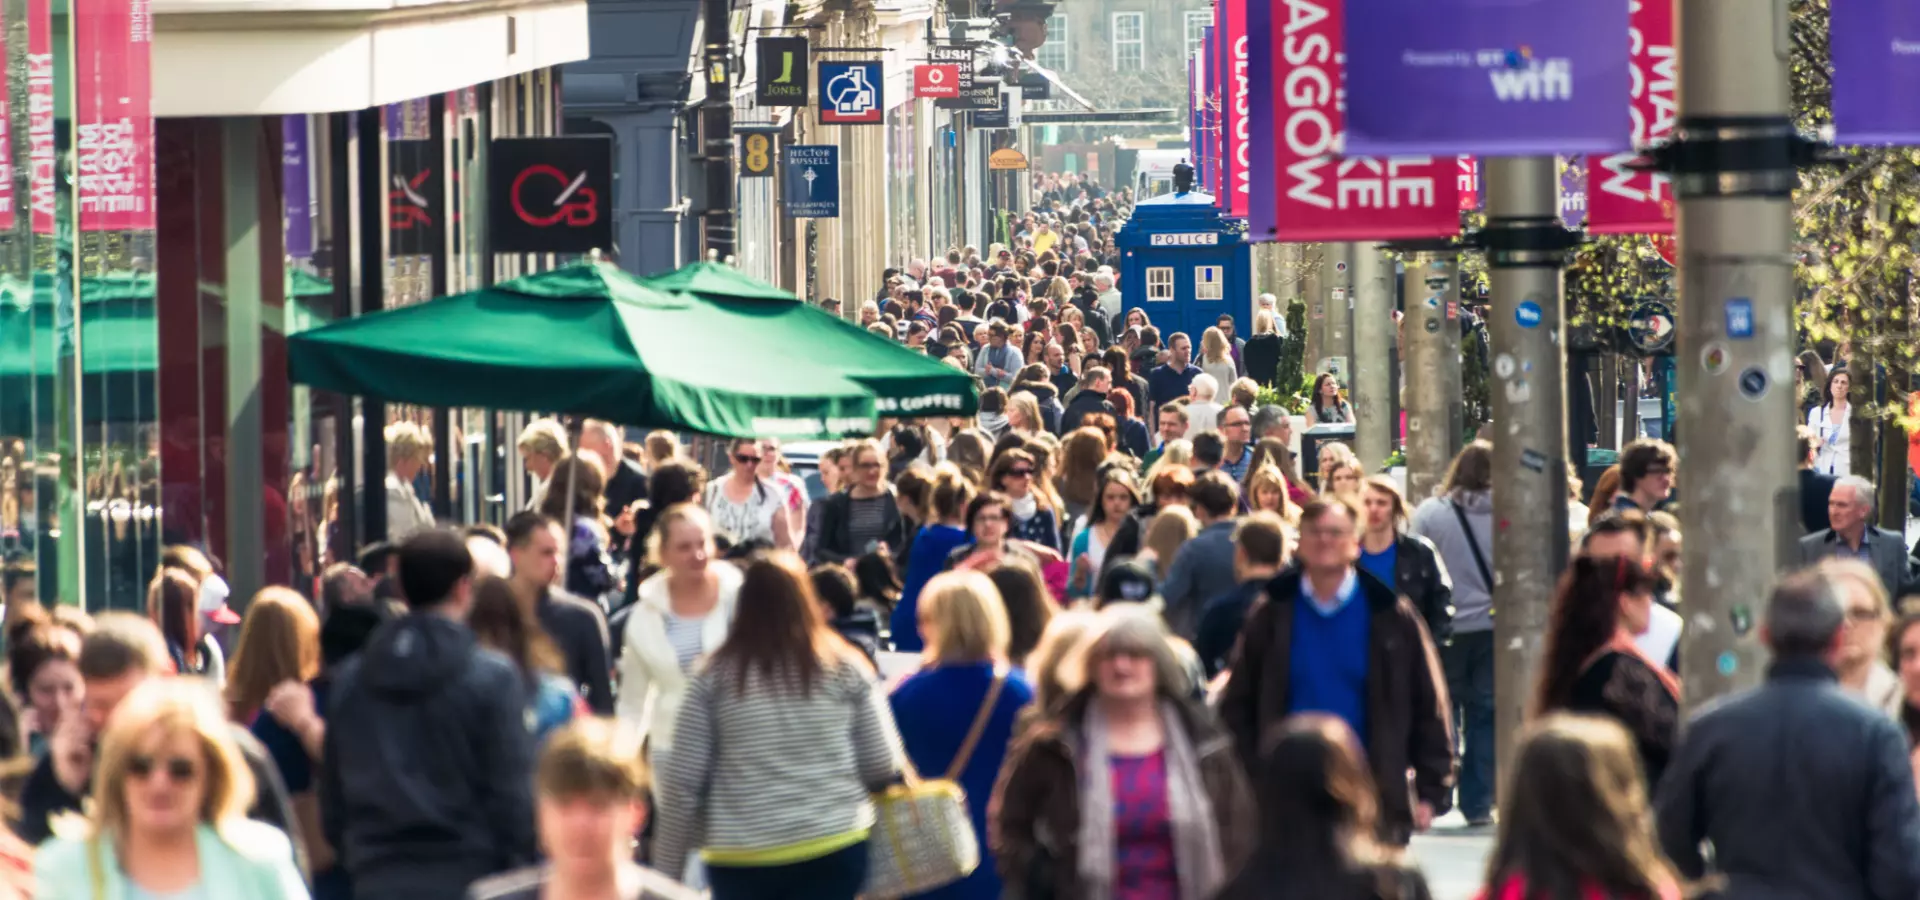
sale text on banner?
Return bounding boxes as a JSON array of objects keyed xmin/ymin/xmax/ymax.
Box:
[
  {"xmin": 1586, "ymin": 0, "xmax": 1675, "ymax": 234},
  {"xmin": 1831, "ymin": 0, "xmax": 1920, "ymax": 144},
  {"xmin": 1248, "ymin": 0, "xmax": 1459, "ymax": 242},
  {"xmin": 1342, "ymin": 0, "xmax": 1632, "ymax": 157},
  {"xmin": 75, "ymin": 0, "xmax": 155, "ymax": 231}
]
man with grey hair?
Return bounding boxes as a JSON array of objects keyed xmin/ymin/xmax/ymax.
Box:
[
  {"xmin": 1655, "ymin": 569, "xmax": 1920, "ymax": 898},
  {"xmin": 1798, "ymin": 474, "xmax": 1911, "ymax": 598},
  {"xmin": 1093, "ymin": 270, "xmax": 1122, "ymax": 325}
]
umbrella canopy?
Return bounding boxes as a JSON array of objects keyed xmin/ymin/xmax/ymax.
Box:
[
  {"xmin": 640, "ymin": 263, "xmax": 978, "ymax": 418},
  {"xmin": 287, "ymin": 263, "xmax": 886, "ymax": 439}
]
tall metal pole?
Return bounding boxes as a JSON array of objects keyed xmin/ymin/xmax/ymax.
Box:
[
  {"xmin": 1401, "ymin": 251, "xmax": 1461, "ymax": 501},
  {"xmin": 1485, "ymin": 155, "xmax": 1571, "ymax": 781},
  {"xmin": 1668, "ymin": 0, "xmax": 1799, "ymax": 709},
  {"xmin": 1319, "ymin": 242, "xmax": 1356, "ymax": 382},
  {"xmin": 1351, "ymin": 243, "xmax": 1393, "ymax": 471},
  {"xmin": 700, "ymin": 0, "xmax": 736, "ymax": 259}
]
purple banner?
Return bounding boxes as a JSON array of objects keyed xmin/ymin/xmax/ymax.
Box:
[
  {"xmin": 1343, "ymin": 0, "xmax": 1632, "ymax": 157},
  {"xmin": 1200, "ymin": 25, "xmax": 1217, "ymax": 193},
  {"xmin": 1833, "ymin": 0, "xmax": 1920, "ymax": 144},
  {"xmin": 283, "ymin": 115, "xmax": 313, "ymax": 258},
  {"xmin": 1189, "ymin": 56, "xmax": 1205, "ymax": 191},
  {"xmin": 1246, "ymin": 0, "xmax": 1275, "ymax": 238}
]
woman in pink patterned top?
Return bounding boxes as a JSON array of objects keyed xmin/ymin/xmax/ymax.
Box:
[{"xmin": 991, "ymin": 609, "xmax": 1255, "ymax": 900}]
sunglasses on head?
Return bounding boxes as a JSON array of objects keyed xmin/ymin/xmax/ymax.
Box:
[{"xmin": 129, "ymin": 754, "xmax": 199, "ymax": 783}]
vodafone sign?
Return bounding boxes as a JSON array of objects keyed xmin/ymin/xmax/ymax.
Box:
[
  {"xmin": 1251, "ymin": 0, "xmax": 1459, "ymax": 241},
  {"xmin": 915, "ymin": 64, "xmax": 960, "ymax": 99}
]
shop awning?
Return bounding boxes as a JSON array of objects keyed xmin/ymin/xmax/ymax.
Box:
[{"xmin": 287, "ymin": 263, "xmax": 898, "ymax": 439}]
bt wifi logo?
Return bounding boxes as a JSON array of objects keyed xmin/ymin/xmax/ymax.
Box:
[{"xmin": 1478, "ymin": 46, "xmax": 1572, "ymax": 102}]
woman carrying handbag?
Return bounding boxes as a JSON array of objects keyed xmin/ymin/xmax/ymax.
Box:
[{"xmin": 885, "ymin": 572, "xmax": 1036, "ymax": 900}]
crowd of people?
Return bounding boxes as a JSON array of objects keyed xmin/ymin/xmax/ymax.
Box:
[{"xmin": 4, "ymin": 176, "xmax": 1920, "ymax": 900}]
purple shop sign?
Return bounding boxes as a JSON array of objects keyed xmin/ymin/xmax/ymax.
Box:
[
  {"xmin": 1343, "ymin": 0, "xmax": 1633, "ymax": 157},
  {"xmin": 283, "ymin": 116, "xmax": 314, "ymax": 259},
  {"xmin": 1832, "ymin": 0, "xmax": 1920, "ymax": 144}
]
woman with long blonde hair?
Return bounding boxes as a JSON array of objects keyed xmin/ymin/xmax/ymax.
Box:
[
  {"xmin": 34, "ymin": 680, "xmax": 306, "ymax": 898},
  {"xmin": 1142, "ymin": 505, "xmax": 1201, "ymax": 580},
  {"xmin": 1244, "ymin": 464, "xmax": 1300, "ymax": 524},
  {"xmin": 618, "ymin": 503, "xmax": 741, "ymax": 764},
  {"xmin": 224, "ymin": 587, "xmax": 321, "ymax": 726},
  {"xmin": 1199, "ymin": 326, "xmax": 1238, "ymax": 394}
]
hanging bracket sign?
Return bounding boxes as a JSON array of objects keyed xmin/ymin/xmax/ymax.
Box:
[{"xmin": 489, "ymin": 136, "xmax": 615, "ymax": 254}]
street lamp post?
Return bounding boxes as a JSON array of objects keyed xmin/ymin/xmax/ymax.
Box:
[
  {"xmin": 1400, "ymin": 250, "xmax": 1462, "ymax": 502},
  {"xmin": 1352, "ymin": 243, "xmax": 1394, "ymax": 471},
  {"xmin": 1663, "ymin": 0, "xmax": 1804, "ymax": 710},
  {"xmin": 1483, "ymin": 155, "xmax": 1573, "ymax": 782}
]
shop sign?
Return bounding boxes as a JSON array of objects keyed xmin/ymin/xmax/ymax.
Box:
[
  {"xmin": 973, "ymin": 92, "xmax": 1010, "ymax": 129},
  {"xmin": 818, "ymin": 60, "xmax": 884, "ymax": 125},
  {"xmin": 915, "ymin": 64, "xmax": 960, "ymax": 98},
  {"xmin": 489, "ymin": 136, "xmax": 615, "ymax": 254},
  {"xmin": 1150, "ymin": 232, "xmax": 1221, "ymax": 247},
  {"xmin": 756, "ymin": 37, "xmax": 810, "ymax": 107},
  {"xmin": 784, "ymin": 145, "xmax": 840, "ymax": 218},
  {"xmin": 388, "ymin": 139, "xmax": 439, "ymax": 255},
  {"xmin": 988, "ymin": 148, "xmax": 1028, "ymax": 170},
  {"xmin": 740, "ymin": 132, "xmax": 776, "ymax": 178}
]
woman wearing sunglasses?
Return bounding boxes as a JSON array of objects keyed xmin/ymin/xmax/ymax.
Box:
[
  {"xmin": 704, "ymin": 438, "xmax": 795, "ymax": 551},
  {"xmin": 35, "ymin": 679, "xmax": 308, "ymax": 898},
  {"xmin": 985, "ymin": 448, "xmax": 1063, "ymax": 553}
]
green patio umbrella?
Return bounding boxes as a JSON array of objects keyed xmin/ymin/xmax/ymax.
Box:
[
  {"xmin": 641, "ymin": 262, "xmax": 978, "ymax": 418},
  {"xmin": 287, "ymin": 262, "xmax": 885, "ymax": 439}
]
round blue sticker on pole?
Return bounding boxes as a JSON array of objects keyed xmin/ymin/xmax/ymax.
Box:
[{"xmin": 1515, "ymin": 300, "xmax": 1543, "ymax": 328}]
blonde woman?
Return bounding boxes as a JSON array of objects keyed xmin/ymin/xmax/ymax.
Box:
[
  {"xmin": 1006, "ymin": 393, "xmax": 1044, "ymax": 439},
  {"xmin": 617, "ymin": 504, "xmax": 742, "ymax": 766},
  {"xmin": 34, "ymin": 679, "xmax": 307, "ymax": 898},
  {"xmin": 1199, "ymin": 327, "xmax": 1238, "ymax": 395},
  {"xmin": 1245, "ymin": 309, "xmax": 1283, "ymax": 387},
  {"xmin": 385, "ymin": 421, "xmax": 435, "ymax": 540},
  {"xmin": 517, "ymin": 418, "xmax": 570, "ymax": 511},
  {"xmin": 1244, "ymin": 464, "xmax": 1300, "ymax": 524},
  {"xmin": 889, "ymin": 571, "xmax": 1037, "ymax": 900},
  {"xmin": 1818, "ymin": 557, "xmax": 1901, "ymax": 715},
  {"xmin": 1142, "ymin": 505, "xmax": 1200, "ymax": 581}
]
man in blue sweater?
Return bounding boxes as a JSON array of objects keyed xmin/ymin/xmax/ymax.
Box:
[
  {"xmin": 1147, "ymin": 332, "xmax": 1203, "ymax": 408},
  {"xmin": 1219, "ymin": 495, "xmax": 1455, "ymax": 847}
]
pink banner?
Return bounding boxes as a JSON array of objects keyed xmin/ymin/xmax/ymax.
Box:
[
  {"xmin": 75, "ymin": 0, "xmax": 155, "ymax": 231},
  {"xmin": 1221, "ymin": 0, "xmax": 1250, "ymax": 217},
  {"xmin": 1457, "ymin": 157, "xmax": 1479, "ymax": 211},
  {"xmin": 27, "ymin": 0, "xmax": 50, "ymax": 234},
  {"xmin": 1265, "ymin": 0, "xmax": 1459, "ymax": 241},
  {"xmin": 1585, "ymin": 0, "xmax": 1674, "ymax": 234}
]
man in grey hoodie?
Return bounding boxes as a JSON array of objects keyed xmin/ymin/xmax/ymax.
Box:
[{"xmin": 1408, "ymin": 439, "xmax": 1495, "ymax": 827}]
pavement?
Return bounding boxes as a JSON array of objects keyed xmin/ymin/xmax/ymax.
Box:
[{"xmin": 1408, "ymin": 812, "xmax": 1495, "ymax": 900}]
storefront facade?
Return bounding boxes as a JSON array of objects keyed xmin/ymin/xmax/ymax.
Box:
[{"xmin": 2, "ymin": 0, "xmax": 588, "ymax": 610}]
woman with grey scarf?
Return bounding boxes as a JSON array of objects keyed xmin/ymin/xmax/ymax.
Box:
[{"xmin": 991, "ymin": 608, "xmax": 1256, "ymax": 900}]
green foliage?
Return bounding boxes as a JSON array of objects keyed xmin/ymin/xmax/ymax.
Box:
[{"xmin": 1275, "ymin": 300, "xmax": 1307, "ymax": 406}]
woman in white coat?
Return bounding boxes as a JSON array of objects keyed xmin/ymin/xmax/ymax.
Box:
[{"xmin": 617, "ymin": 503, "xmax": 742, "ymax": 767}]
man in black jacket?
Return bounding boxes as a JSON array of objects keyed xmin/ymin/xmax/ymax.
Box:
[
  {"xmin": 1061, "ymin": 366, "xmax": 1116, "ymax": 434},
  {"xmin": 1655, "ymin": 569, "xmax": 1920, "ymax": 899},
  {"xmin": 18, "ymin": 613, "xmax": 302, "ymax": 868},
  {"xmin": 1797, "ymin": 425, "xmax": 1836, "ymax": 534},
  {"xmin": 322, "ymin": 528, "xmax": 538, "ymax": 900},
  {"xmin": 505, "ymin": 512, "xmax": 614, "ymax": 714}
]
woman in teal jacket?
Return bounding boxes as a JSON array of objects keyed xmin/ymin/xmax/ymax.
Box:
[{"xmin": 34, "ymin": 679, "xmax": 307, "ymax": 899}]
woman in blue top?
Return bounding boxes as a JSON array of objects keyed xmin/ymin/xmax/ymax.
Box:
[
  {"xmin": 897, "ymin": 465, "xmax": 978, "ymax": 652},
  {"xmin": 888, "ymin": 571, "xmax": 1035, "ymax": 900}
]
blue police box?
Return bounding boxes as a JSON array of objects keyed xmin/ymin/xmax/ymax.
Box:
[{"xmin": 1114, "ymin": 191, "xmax": 1252, "ymax": 347}]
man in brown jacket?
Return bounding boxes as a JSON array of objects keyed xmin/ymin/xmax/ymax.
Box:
[{"xmin": 1218, "ymin": 495, "xmax": 1456, "ymax": 845}]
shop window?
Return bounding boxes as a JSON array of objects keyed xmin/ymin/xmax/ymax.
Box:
[
  {"xmin": 1146, "ymin": 267, "xmax": 1174, "ymax": 301},
  {"xmin": 1196, "ymin": 265, "xmax": 1224, "ymax": 300}
]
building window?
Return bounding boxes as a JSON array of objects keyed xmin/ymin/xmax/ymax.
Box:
[
  {"xmin": 1196, "ymin": 265, "xmax": 1224, "ymax": 300},
  {"xmin": 1036, "ymin": 14, "xmax": 1069, "ymax": 72},
  {"xmin": 1146, "ymin": 266, "xmax": 1175, "ymax": 301},
  {"xmin": 1112, "ymin": 12, "xmax": 1145, "ymax": 72},
  {"xmin": 1185, "ymin": 10, "xmax": 1212, "ymax": 60}
]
